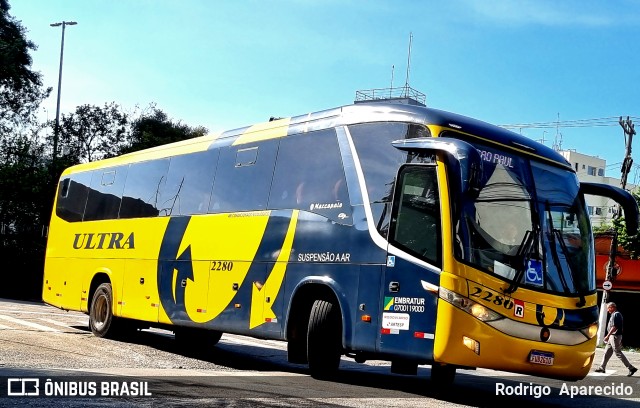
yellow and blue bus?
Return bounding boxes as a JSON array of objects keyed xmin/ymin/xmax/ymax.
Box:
[{"xmin": 43, "ymin": 102, "xmax": 638, "ymax": 383}]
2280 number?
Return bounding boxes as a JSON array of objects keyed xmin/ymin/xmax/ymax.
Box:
[
  {"xmin": 469, "ymin": 286, "xmax": 514, "ymax": 310},
  {"xmin": 210, "ymin": 261, "xmax": 234, "ymax": 271}
]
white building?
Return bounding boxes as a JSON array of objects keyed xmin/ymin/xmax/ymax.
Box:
[{"xmin": 559, "ymin": 150, "xmax": 636, "ymax": 228}]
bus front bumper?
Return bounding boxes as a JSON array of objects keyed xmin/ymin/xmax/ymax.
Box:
[{"xmin": 433, "ymin": 301, "xmax": 596, "ymax": 380}]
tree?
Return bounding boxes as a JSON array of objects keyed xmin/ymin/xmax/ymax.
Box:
[
  {"xmin": 0, "ymin": 0, "xmax": 38, "ymax": 88},
  {"xmin": 0, "ymin": 0, "xmax": 52, "ymax": 300},
  {"xmin": 0, "ymin": 1, "xmax": 208, "ymax": 301},
  {"xmin": 119, "ymin": 105, "xmax": 207, "ymax": 155},
  {"xmin": 58, "ymin": 102, "xmax": 129, "ymax": 163},
  {"xmin": 611, "ymin": 190, "xmax": 640, "ymax": 259},
  {"xmin": 593, "ymin": 190, "xmax": 640, "ymax": 260},
  {"xmin": 0, "ymin": 0, "xmax": 51, "ymax": 137}
]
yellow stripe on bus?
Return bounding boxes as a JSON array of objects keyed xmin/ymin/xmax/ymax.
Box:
[
  {"xmin": 250, "ymin": 210, "xmax": 299, "ymax": 329},
  {"xmin": 232, "ymin": 118, "xmax": 291, "ymax": 146}
]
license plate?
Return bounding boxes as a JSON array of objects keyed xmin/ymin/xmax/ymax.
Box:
[{"xmin": 529, "ymin": 350, "xmax": 554, "ymax": 366}]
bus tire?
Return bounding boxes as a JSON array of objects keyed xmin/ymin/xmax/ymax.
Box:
[
  {"xmin": 430, "ymin": 363, "xmax": 456, "ymax": 386},
  {"xmin": 307, "ymin": 299, "xmax": 342, "ymax": 378},
  {"xmin": 89, "ymin": 283, "xmax": 118, "ymax": 338}
]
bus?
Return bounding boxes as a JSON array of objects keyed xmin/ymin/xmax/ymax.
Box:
[{"xmin": 43, "ymin": 101, "xmax": 639, "ymax": 383}]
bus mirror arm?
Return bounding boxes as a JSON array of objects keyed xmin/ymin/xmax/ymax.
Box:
[
  {"xmin": 392, "ymin": 137, "xmax": 484, "ymax": 196},
  {"xmin": 579, "ymin": 182, "xmax": 639, "ymax": 236}
]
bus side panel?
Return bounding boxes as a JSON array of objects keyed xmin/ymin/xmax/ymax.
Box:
[
  {"xmin": 42, "ymin": 256, "xmax": 66, "ymax": 309},
  {"xmin": 156, "ymin": 213, "xmax": 272, "ymax": 329},
  {"xmin": 43, "ymin": 213, "xmax": 67, "ymax": 308},
  {"xmin": 280, "ymin": 214, "xmax": 383, "ymax": 349},
  {"xmin": 43, "ymin": 256, "xmax": 122, "ymax": 314},
  {"xmin": 203, "ymin": 261, "xmax": 267, "ymax": 333},
  {"xmin": 282, "ymin": 263, "xmax": 360, "ymax": 343},
  {"xmin": 352, "ymin": 264, "xmax": 383, "ymax": 352},
  {"xmin": 43, "ymin": 222, "xmax": 85, "ymax": 311},
  {"xmin": 199, "ymin": 211, "xmax": 297, "ymax": 336},
  {"xmin": 121, "ymin": 259, "xmax": 160, "ymax": 322},
  {"xmin": 378, "ymin": 257, "xmax": 439, "ymax": 362}
]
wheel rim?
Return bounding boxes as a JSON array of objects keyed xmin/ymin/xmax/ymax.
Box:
[{"xmin": 93, "ymin": 294, "xmax": 108, "ymax": 330}]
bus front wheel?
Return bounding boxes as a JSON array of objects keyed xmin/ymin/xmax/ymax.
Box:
[
  {"xmin": 89, "ymin": 283, "xmax": 118, "ymax": 338},
  {"xmin": 307, "ymin": 299, "xmax": 342, "ymax": 378}
]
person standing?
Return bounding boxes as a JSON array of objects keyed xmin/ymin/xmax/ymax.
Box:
[{"xmin": 594, "ymin": 302, "xmax": 638, "ymax": 376}]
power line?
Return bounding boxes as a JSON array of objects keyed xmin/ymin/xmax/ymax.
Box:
[{"xmin": 500, "ymin": 116, "xmax": 640, "ymax": 130}]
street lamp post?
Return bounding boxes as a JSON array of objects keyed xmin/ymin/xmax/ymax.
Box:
[{"xmin": 50, "ymin": 21, "xmax": 77, "ymax": 165}]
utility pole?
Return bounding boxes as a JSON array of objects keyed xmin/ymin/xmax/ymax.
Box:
[
  {"xmin": 597, "ymin": 116, "xmax": 635, "ymax": 345},
  {"xmin": 50, "ymin": 20, "xmax": 77, "ymax": 167}
]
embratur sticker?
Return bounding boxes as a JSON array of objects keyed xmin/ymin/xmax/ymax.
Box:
[{"xmin": 384, "ymin": 296, "xmax": 394, "ymax": 311}]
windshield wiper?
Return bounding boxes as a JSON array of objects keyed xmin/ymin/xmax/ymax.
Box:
[
  {"xmin": 504, "ymin": 227, "xmax": 543, "ymax": 294},
  {"xmin": 503, "ymin": 231, "xmax": 531, "ymax": 294},
  {"xmin": 553, "ymin": 228, "xmax": 586, "ymax": 307},
  {"xmin": 545, "ymin": 202, "xmax": 586, "ymax": 306},
  {"xmin": 503, "ymin": 201, "xmax": 550, "ymax": 294}
]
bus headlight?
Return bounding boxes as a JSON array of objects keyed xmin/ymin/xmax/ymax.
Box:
[
  {"xmin": 580, "ymin": 323, "xmax": 598, "ymax": 339},
  {"xmin": 439, "ymin": 287, "xmax": 502, "ymax": 322}
]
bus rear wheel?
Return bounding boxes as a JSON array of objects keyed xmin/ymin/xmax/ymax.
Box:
[
  {"xmin": 307, "ymin": 299, "xmax": 342, "ymax": 378},
  {"xmin": 89, "ymin": 283, "xmax": 119, "ymax": 338}
]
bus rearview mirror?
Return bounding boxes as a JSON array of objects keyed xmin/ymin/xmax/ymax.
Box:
[
  {"xmin": 579, "ymin": 182, "xmax": 639, "ymax": 236},
  {"xmin": 392, "ymin": 137, "xmax": 484, "ymax": 196}
]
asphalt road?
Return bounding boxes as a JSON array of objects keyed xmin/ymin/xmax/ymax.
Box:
[{"xmin": 0, "ymin": 298, "xmax": 639, "ymax": 407}]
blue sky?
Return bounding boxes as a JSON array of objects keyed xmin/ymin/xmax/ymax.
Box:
[{"xmin": 9, "ymin": 0, "xmax": 640, "ymax": 176}]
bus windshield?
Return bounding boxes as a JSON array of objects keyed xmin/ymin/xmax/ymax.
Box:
[{"xmin": 457, "ymin": 143, "xmax": 594, "ymax": 295}]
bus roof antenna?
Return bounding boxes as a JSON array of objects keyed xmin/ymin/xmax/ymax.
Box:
[
  {"xmin": 405, "ymin": 32, "xmax": 413, "ymax": 90},
  {"xmin": 354, "ymin": 31, "xmax": 426, "ymax": 106},
  {"xmin": 390, "ymin": 65, "xmax": 395, "ymax": 98}
]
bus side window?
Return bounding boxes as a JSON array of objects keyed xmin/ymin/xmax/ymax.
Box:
[
  {"xmin": 210, "ymin": 141, "xmax": 278, "ymax": 213},
  {"xmin": 60, "ymin": 178, "xmax": 71, "ymax": 198},
  {"xmin": 56, "ymin": 172, "xmax": 92, "ymax": 222},
  {"xmin": 268, "ymin": 128, "xmax": 351, "ymax": 223},
  {"xmin": 119, "ymin": 159, "xmax": 170, "ymax": 219},
  {"xmin": 349, "ymin": 122, "xmax": 423, "ymax": 235},
  {"xmin": 389, "ymin": 165, "xmax": 442, "ymax": 267},
  {"xmin": 83, "ymin": 165, "xmax": 128, "ymax": 221},
  {"xmin": 159, "ymin": 149, "xmax": 219, "ymax": 216}
]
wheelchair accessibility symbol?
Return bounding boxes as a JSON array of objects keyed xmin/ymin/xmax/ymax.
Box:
[{"xmin": 525, "ymin": 259, "xmax": 543, "ymax": 287}]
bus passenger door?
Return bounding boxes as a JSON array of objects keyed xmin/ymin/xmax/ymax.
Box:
[{"xmin": 379, "ymin": 164, "xmax": 442, "ymax": 362}]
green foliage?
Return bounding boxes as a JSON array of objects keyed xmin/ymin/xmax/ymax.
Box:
[
  {"xmin": 0, "ymin": 1, "xmax": 207, "ymax": 300},
  {"xmin": 0, "ymin": 0, "xmax": 39, "ymax": 91},
  {"xmin": 55, "ymin": 103, "xmax": 208, "ymax": 162},
  {"xmin": 597, "ymin": 190, "xmax": 640, "ymax": 259},
  {"xmin": 592, "ymin": 223, "xmax": 614, "ymax": 235},
  {"xmin": 612, "ymin": 190, "xmax": 640, "ymax": 259},
  {"xmin": 0, "ymin": 0, "xmax": 51, "ymax": 137},
  {"xmin": 0, "ymin": 1, "xmax": 53, "ymax": 299},
  {"xmin": 58, "ymin": 102, "xmax": 129, "ymax": 163},
  {"xmin": 118, "ymin": 105, "xmax": 207, "ymax": 155}
]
